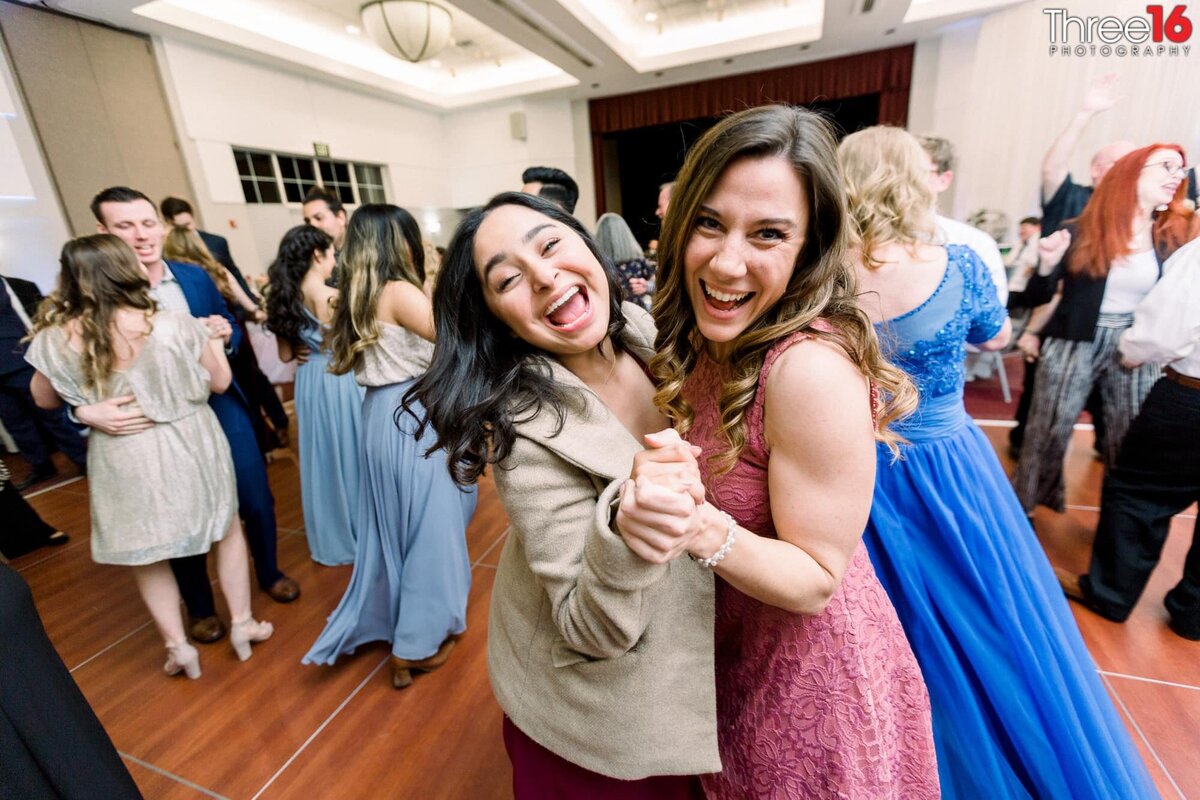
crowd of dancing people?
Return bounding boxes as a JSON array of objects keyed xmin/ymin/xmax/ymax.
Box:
[{"xmin": 4, "ymin": 82, "xmax": 1199, "ymax": 798}]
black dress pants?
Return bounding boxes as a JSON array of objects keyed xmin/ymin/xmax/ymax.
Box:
[{"xmin": 1081, "ymin": 377, "xmax": 1200, "ymax": 631}]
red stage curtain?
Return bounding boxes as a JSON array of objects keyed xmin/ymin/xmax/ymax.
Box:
[{"xmin": 588, "ymin": 45, "xmax": 913, "ymax": 211}]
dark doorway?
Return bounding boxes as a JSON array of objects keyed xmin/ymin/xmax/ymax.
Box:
[{"xmin": 607, "ymin": 93, "xmax": 881, "ymax": 248}]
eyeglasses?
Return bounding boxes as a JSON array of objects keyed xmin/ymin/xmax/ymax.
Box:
[{"xmin": 1142, "ymin": 160, "xmax": 1190, "ymax": 179}]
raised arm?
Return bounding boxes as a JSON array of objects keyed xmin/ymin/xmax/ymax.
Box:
[{"xmin": 1042, "ymin": 73, "xmax": 1120, "ymax": 201}]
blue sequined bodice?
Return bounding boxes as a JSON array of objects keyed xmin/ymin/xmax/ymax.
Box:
[{"xmin": 875, "ymin": 245, "xmax": 1007, "ymax": 437}]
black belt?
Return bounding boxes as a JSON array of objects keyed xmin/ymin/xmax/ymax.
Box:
[{"xmin": 1165, "ymin": 366, "xmax": 1200, "ymax": 390}]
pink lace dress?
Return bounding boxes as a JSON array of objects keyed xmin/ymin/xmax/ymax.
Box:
[{"xmin": 684, "ymin": 332, "xmax": 940, "ymax": 799}]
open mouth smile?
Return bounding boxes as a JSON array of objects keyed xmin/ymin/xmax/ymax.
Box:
[
  {"xmin": 701, "ymin": 279, "xmax": 754, "ymax": 312},
  {"xmin": 544, "ymin": 285, "xmax": 592, "ymax": 331}
]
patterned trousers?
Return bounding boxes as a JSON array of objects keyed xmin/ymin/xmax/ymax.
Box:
[{"xmin": 1012, "ymin": 314, "xmax": 1160, "ymax": 513}]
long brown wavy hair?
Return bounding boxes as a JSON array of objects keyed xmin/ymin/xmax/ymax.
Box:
[
  {"xmin": 32, "ymin": 234, "xmax": 156, "ymax": 395},
  {"xmin": 163, "ymin": 227, "xmax": 235, "ymax": 303},
  {"xmin": 652, "ymin": 105, "xmax": 917, "ymax": 474}
]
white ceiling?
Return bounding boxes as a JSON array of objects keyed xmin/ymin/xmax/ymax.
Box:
[{"xmin": 17, "ymin": 0, "xmax": 1025, "ymax": 110}]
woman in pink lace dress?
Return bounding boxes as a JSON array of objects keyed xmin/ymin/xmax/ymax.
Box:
[{"xmin": 621, "ymin": 105, "xmax": 941, "ymax": 797}]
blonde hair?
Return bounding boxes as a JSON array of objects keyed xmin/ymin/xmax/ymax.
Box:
[
  {"xmin": 163, "ymin": 227, "xmax": 234, "ymax": 302},
  {"xmin": 838, "ymin": 126, "xmax": 937, "ymax": 268},
  {"xmin": 652, "ymin": 106, "xmax": 917, "ymax": 474},
  {"xmin": 327, "ymin": 204, "xmax": 425, "ymax": 375},
  {"xmin": 32, "ymin": 235, "xmax": 155, "ymax": 395}
]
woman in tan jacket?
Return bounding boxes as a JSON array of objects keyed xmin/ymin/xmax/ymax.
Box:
[{"xmin": 407, "ymin": 192, "xmax": 719, "ymax": 797}]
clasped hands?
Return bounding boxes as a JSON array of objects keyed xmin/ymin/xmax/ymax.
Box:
[{"xmin": 615, "ymin": 429, "xmax": 724, "ymax": 565}]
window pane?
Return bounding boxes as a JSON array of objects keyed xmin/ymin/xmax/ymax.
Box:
[
  {"xmin": 295, "ymin": 159, "xmax": 316, "ymax": 181},
  {"xmin": 332, "ymin": 161, "xmax": 351, "ymax": 183},
  {"xmin": 355, "ymin": 164, "xmax": 382, "ymax": 186},
  {"xmin": 234, "ymin": 150, "xmax": 252, "ymax": 177},
  {"xmin": 256, "ymin": 179, "xmax": 281, "ymax": 204},
  {"xmin": 283, "ymin": 182, "xmax": 303, "ymax": 204},
  {"xmin": 333, "ymin": 184, "xmax": 352, "ymax": 204},
  {"xmin": 360, "ymin": 185, "xmax": 386, "ymax": 204},
  {"xmin": 240, "ymin": 179, "xmax": 259, "ymax": 203},
  {"xmin": 250, "ymin": 152, "xmax": 274, "ymax": 178},
  {"xmin": 278, "ymin": 157, "xmax": 297, "ymax": 181},
  {"xmin": 319, "ymin": 160, "xmax": 335, "ymax": 183}
]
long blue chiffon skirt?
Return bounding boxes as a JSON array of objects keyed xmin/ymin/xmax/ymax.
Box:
[
  {"xmin": 295, "ymin": 351, "xmax": 365, "ymax": 566},
  {"xmin": 304, "ymin": 380, "xmax": 476, "ymax": 664},
  {"xmin": 863, "ymin": 402, "xmax": 1157, "ymax": 799}
]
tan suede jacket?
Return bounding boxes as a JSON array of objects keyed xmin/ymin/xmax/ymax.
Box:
[{"xmin": 487, "ymin": 303, "xmax": 720, "ymax": 780}]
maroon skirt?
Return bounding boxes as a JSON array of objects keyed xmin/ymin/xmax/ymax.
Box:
[{"xmin": 502, "ymin": 716, "xmax": 706, "ymax": 799}]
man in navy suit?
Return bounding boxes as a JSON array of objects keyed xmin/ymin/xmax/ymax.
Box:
[
  {"xmin": 161, "ymin": 196, "xmax": 289, "ymax": 452},
  {"xmin": 0, "ymin": 273, "xmax": 87, "ymax": 488},
  {"xmin": 160, "ymin": 196, "xmax": 258, "ymax": 303},
  {"xmin": 82, "ymin": 188, "xmax": 299, "ymax": 643}
]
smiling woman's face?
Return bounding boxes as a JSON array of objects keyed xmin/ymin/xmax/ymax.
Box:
[
  {"xmin": 474, "ymin": 203, "xmax": 611, "ymax": 357},
  {"xmin": 683, "ymin": 155, "xmax": 808, "ymax": 360}
]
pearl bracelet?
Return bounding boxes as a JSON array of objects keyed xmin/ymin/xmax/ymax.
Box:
[{"xmin": 694, "ymin": 509, "xmax": 737, "ymax": 569}]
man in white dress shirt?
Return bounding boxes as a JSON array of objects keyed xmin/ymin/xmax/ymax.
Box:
[
  {"xmin": 919, "ymin": 135, "xmax": 1008, "ymax": 306},
  {"xmin": 1057, "ymin": 237, "xmax": 1200, "ymax": 640}
]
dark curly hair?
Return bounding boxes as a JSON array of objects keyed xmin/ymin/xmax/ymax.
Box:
[
  {"xmin": 264, "ymin": 225, "xmax": 333, "ymax": 347},
  {"xmin": 404, "ymin": 192, "xmax": 627, "ymax": 485}
]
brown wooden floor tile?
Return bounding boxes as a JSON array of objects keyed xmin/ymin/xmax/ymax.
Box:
[
  {"xmin": 1105, "ymin": 676, "xmax": 1200, "ymax": 799},
  {"xmin": 69, "ymin": 536, "xmax": 390, "ymax": 798},
  {"xmin": 121, "ymin": 755, "xmax": 230, "ymax": 800},
  {"xmin": 257, "ymin": 567, "xmax": 510, "ymax": 800},
  {"xmin": 1100, "ymin": 677, "xmax": 1183, "ymax": 800}
]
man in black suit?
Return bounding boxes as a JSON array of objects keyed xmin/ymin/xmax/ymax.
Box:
[
  {"xmin": 160, "ymin": 196, "xmax": 259, "ymax": 302},
  {"xmin": 0, "ymin": 273, "xmax": 87, "ymax": 489}
]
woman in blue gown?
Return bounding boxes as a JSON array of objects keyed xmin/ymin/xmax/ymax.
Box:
[
  {"xmin": 838, "ymin": 126, "xmax": 1157, "ymax": 799},
  {"xmin": 303, "ymin": 205, "xmax": 476, "ymax": 689},
  {"xmin": 266, "ymin": 226, "xmax": 364, "ymax": 566}
]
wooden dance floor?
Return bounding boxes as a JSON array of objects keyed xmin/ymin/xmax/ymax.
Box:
[{"xmin": 7, "ymin": 389, "xmax": 1198, "ymax": 797}]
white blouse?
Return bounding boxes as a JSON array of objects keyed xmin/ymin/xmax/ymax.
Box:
[{"xmin": 1100, "ymin": 249, "xmax": 1159, "ymax": 314}]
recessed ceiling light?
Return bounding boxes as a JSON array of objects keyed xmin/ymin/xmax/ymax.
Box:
[
  {"xmin": 345, "ymin": 24, "xmax": 361, "ymax": 35},
  {"xmin": 428, "ymin": 59, "xmax": 442, "ymax": 68},
  {"xmin": 644, "ymin": 12, "xmax": 658, "ymax": 22}
]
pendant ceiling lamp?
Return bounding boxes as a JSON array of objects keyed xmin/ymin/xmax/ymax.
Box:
[{"xmin": 360, "ymin": 0, "xmax": 454, "ymax": 63}]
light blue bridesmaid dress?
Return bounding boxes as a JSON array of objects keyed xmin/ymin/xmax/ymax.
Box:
[
  {"xmin": 304, "ymin": 322, "xmax": 476, "ymax": 664},
  {"xmin": 294, "ymin": 311, "xmax": 365, "ymax": 565}
]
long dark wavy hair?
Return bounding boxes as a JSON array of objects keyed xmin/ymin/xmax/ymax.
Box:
[
  {"xmin": 327, "ymin": 204, "xmax": 426, "ymax": 375},
  {"xmin": 264, "ymin": 225, "xmax": 333, "ymax": 347},
  {"xmin": 653, "ymin": 104, "xmax": 917, "ymax": 474},
  {"xmin": 32, "ymin": 234, "xmax": 156, "ymax": 395},
  {"xmin": 405, "ymin": 192, "xmax": 628, "ymax": 485}
]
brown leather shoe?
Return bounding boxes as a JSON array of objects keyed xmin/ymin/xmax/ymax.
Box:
[
  {"xmin": 189, "ymin": 616, "xmax": 227, "ymax": 644},
  {"xmin": 390, "ymin": 635, "xmax": 460, "ymax": 689},
  {"xmin": 267, "ymin": 576, "xmax": 300, "ymax": 603},
  {"xmin": 1054, "ymin": 567, "xmax": 1086, "ymax": 602}
]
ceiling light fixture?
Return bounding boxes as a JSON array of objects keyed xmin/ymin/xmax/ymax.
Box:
[
  {"xmin": 360, "ymin": 0, "xmax": 454, "ymax": 63},
  {"xmin": 346, "ymin": 24, "xmax": 362, "ymax": 34},
  {"xmin": 644, "ymin": 11, "xmax": 657, "ymax": 21}
]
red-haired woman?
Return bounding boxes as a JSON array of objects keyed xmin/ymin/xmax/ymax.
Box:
[{"xmin": 1014, "ymin": 144, "xmax": 1197, "ymax": 514}]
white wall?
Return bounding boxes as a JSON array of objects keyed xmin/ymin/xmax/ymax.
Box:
[
  {"xmin": 0, "ymin": 40, "xmax": 71, "ymax": 291},
  {"xmin": 155, "ymin": 38, "xmax": 593, "ymax": 268},
  {"xmin": 910, "ymin": 1, "xmax": 1200, "ymax": 241}
]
